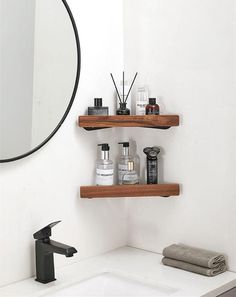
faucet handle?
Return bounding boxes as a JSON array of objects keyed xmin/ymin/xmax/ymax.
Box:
[{"xmin": 33, "ymin": 221, "xmax": 61, "ymax": 240}]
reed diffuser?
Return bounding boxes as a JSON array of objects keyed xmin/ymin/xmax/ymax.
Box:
[{"xmin": 110, "ymin": 72, "xmax": 138, "ymax": 115}]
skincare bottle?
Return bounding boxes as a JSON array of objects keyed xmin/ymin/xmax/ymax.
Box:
[
  {"xmin": 136, "ymin": 87, "xmax": 149, "ymax": 115},
  {"xmin": 145, "ymin": 98, "xmax": 160, "ymax": 115},
  {"xmin": 96, "ymin": 144, "xmax": 114, "ymax": 186},
  {"xmin": 143, "ymin": 147, "xmax": 161, "ymax": 184},
  {"xmin": 118, "ymin": 142, "xmax": 134, "ymax": 184},
  {"xmin": 122, "ymin": 161, "xmax": 139, "ymax": 185},
  {"xmin": 88, "ymin": 98, "xmax": 109, "ymax": 115}
]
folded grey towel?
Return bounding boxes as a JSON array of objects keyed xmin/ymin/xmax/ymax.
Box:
[
  {"xmin": 162, "ymin": 257, "xmax": 227, "ymax": 277},
  {"xmin": 163, "ymin": 244, "xmax": 226, "ymax": 268}
]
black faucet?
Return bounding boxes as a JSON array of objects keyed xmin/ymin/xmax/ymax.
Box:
[{"xmin": 33, "ymin": 221, "xmax": 77, "ymax": 284}]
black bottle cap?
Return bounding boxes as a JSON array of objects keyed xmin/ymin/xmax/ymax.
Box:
[
  {"xmin": 94, "ymin": 98, "xmax": 103, "ymax": 107},
  {"xmin": 98, "ymin": 143, "xmax": 110, "ymax": 151},
  {"xmin": 118, "ymin": 142, "xmax": 129, "ymax": 148},
  {"xmin": 149, "ymin": 98, "xmax": 156, "ymax": 105}
]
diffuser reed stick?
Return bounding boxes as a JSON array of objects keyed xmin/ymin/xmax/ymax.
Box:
[
  {"xmin": 125, "ymin": 72, "xmax": 138, "ymax": 103},
  {"xmin": 110, "ymin": 73, "xmax": 122, "ymax": 103},
  {"xmin": 123, "ymin": 71, "xmax": 125, "ymax": 103}
]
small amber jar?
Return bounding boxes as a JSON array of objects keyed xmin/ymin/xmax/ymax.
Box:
[{"xmin": 145, "ymin": 98, "xmax": 160, "ymax": 115}]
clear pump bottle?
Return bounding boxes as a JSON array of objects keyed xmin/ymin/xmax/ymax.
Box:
[
  {"xmin": 118, "ymin": 142, "xmax": 134, "ymax": 185},
  {"xmin": 96, "ymin": 144, "xmax": 114, "ymax": 186}
]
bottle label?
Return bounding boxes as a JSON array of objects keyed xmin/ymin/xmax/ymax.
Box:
[
  {"xmin": 88, "ymin": 108, "xmax": 108, "ymax": 116},
  {"xmin": 123, "ymin": 173, "xmax": 139, "ymax": 184},
  {"xmin": 147, "ymin": 160, "xmax": 158, "ymax": 184},
  {"xmin": 118, "ymin": 164, "xmax": 128, "ymax": 182},
  {"xmin": 147, "ymin": 108, "xmax": 159, "ymax": 115},
  {"xmin": 96, "ymin": 169, "xmax": 114, "ymax": 186},
  {"xmin": 136, "ymin": 101, "xmax": 146, "ymax": 115},
  {"xmin": 123, "ymin": 174, "xmax": 138, "ymax": 181}
]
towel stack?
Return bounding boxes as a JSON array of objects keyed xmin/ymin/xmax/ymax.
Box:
[{"xmin": 162, "ymin": 244, "xmax": 227, "ymax": 277}]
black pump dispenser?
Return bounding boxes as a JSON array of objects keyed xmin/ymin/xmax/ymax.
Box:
[{"xmin": 98, "ymin": 143, "xmax": 110, "ymax": 151}]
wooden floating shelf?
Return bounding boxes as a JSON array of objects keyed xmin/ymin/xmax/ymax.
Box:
[
  {"xmin": 80, "ymin": 184, "xmax": 180, "ymax": 199},
  {"xmin": 78, "ymin": 115, "xmax": 179, "ymax": 131}
]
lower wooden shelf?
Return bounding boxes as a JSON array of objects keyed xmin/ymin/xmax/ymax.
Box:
[{"xmin": 80, "ymin": 184, "xmax": 180, "ymax": 199}]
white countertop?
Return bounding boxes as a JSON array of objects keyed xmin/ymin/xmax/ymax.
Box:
[{"xmin": 0, "ymin": 247, "xmax": 235, "ymax": 297}]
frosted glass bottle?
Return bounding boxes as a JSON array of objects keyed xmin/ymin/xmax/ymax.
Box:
[
  {"xmin": 96, "ymin": 144, "xmax": 114, "ymax": 186},
  {"xmin": 136, "ymin": 86, "xmax": 149, "ymax": 115}
]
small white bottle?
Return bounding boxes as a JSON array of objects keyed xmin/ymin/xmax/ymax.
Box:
[
  {"xmin": 136, "ymin": 87, "xmax": 149, "ymax": 115},
  {"xmin": 96, "ymin": 144, "xmax": 114, "ymax": 186},
  {"xmin": 122, "ymin": 161, "xmax": 139, "ymax": 185}
]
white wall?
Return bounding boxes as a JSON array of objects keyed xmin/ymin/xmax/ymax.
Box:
[
  {"xmin": 124, "ymin": 0, "xmax": 236, "ymax": 271},
  {"xmin": 0, "ymin": 0, "xmax": 126, "ymax": 287}
]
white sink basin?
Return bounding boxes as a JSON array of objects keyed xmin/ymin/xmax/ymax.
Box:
[
  {"xmin": 1, "ymin": 247, "xmax": 235, "ymax": 297},
  {"xmin": 44, "ymin": 272, "xmax": 178, "ymax": 297}
]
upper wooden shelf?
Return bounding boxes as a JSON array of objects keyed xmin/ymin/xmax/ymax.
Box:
[
  {"xmin": 78, "ymin": 115, "xmax": 179, "ymax": 131},
  {"xmin": 80, "ymin": 184, "xmax": 180, "ymax": 199}
]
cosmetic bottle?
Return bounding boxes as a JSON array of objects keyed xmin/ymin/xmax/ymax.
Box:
[
  {"xmin": 88, "ymin": 98, "xmax": 109, "ymax": 115},
  {"xmin": 145, "ymin": 98, "xmax": 160, "ymax": 115},
  {"xmin": 118, "ymin": 142, "xmax": 134, "ymax": 184},
  {"xmin": 143, "ymin": 147, "xmax": 161, "ymax": 184},
  {"xmin": 96, "ymin": 144, "xmax": 114, "ymax": 186},
  {"xmin": 122, "ymin": 161, "xmax": 139, "ymax": 185},
  {"xmin": 136, "ymin": 87, "xmax": 149, "ymax": 115}
]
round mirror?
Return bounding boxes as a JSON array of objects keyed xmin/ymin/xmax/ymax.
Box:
[{"xmin": 0, "ymin": 0, "xmax": 80, "ymax": 163}]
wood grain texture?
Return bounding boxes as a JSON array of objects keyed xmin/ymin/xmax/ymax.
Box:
[
  {"xmin": 78, "ymin": 115, "xmax": 179, "ymax": 130},
  {"xmin": 80, "ymin": 184, "xmax": 180, "ymax": 199}
]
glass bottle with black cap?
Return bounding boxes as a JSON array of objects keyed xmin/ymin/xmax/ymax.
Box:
[
  {"xmin": 118, "ymin": 142, "xmax": 135, "ymax": 185},
  {"xmin": 96, "ymin": 143, "xmax": 114, "ymax": 186},
  {"xmin": 145, "ymin": 98, "xmax": 160, "ymax": 115},
  {"xmin": 88, "ymin": 98, "xmax": 109, "ymax": 115}
]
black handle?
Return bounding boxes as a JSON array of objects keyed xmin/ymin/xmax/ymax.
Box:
[{"xmin": 33, "ymin": 221, "xmax": 61, "ymax": 240}]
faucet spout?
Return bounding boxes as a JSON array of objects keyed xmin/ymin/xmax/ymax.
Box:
[{"xmin": 44, "ymin": 240, "xmax": 77, "ymax": 257}]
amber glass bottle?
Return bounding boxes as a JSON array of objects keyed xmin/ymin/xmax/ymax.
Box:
[{"xmin": 145, "ymin": 98, "xmax": 160, "ymax": 115}]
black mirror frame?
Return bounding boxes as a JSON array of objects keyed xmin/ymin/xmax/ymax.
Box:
[{"xmin": 0, "ymin": 0, "xmax": 81, "ymax": 163}]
